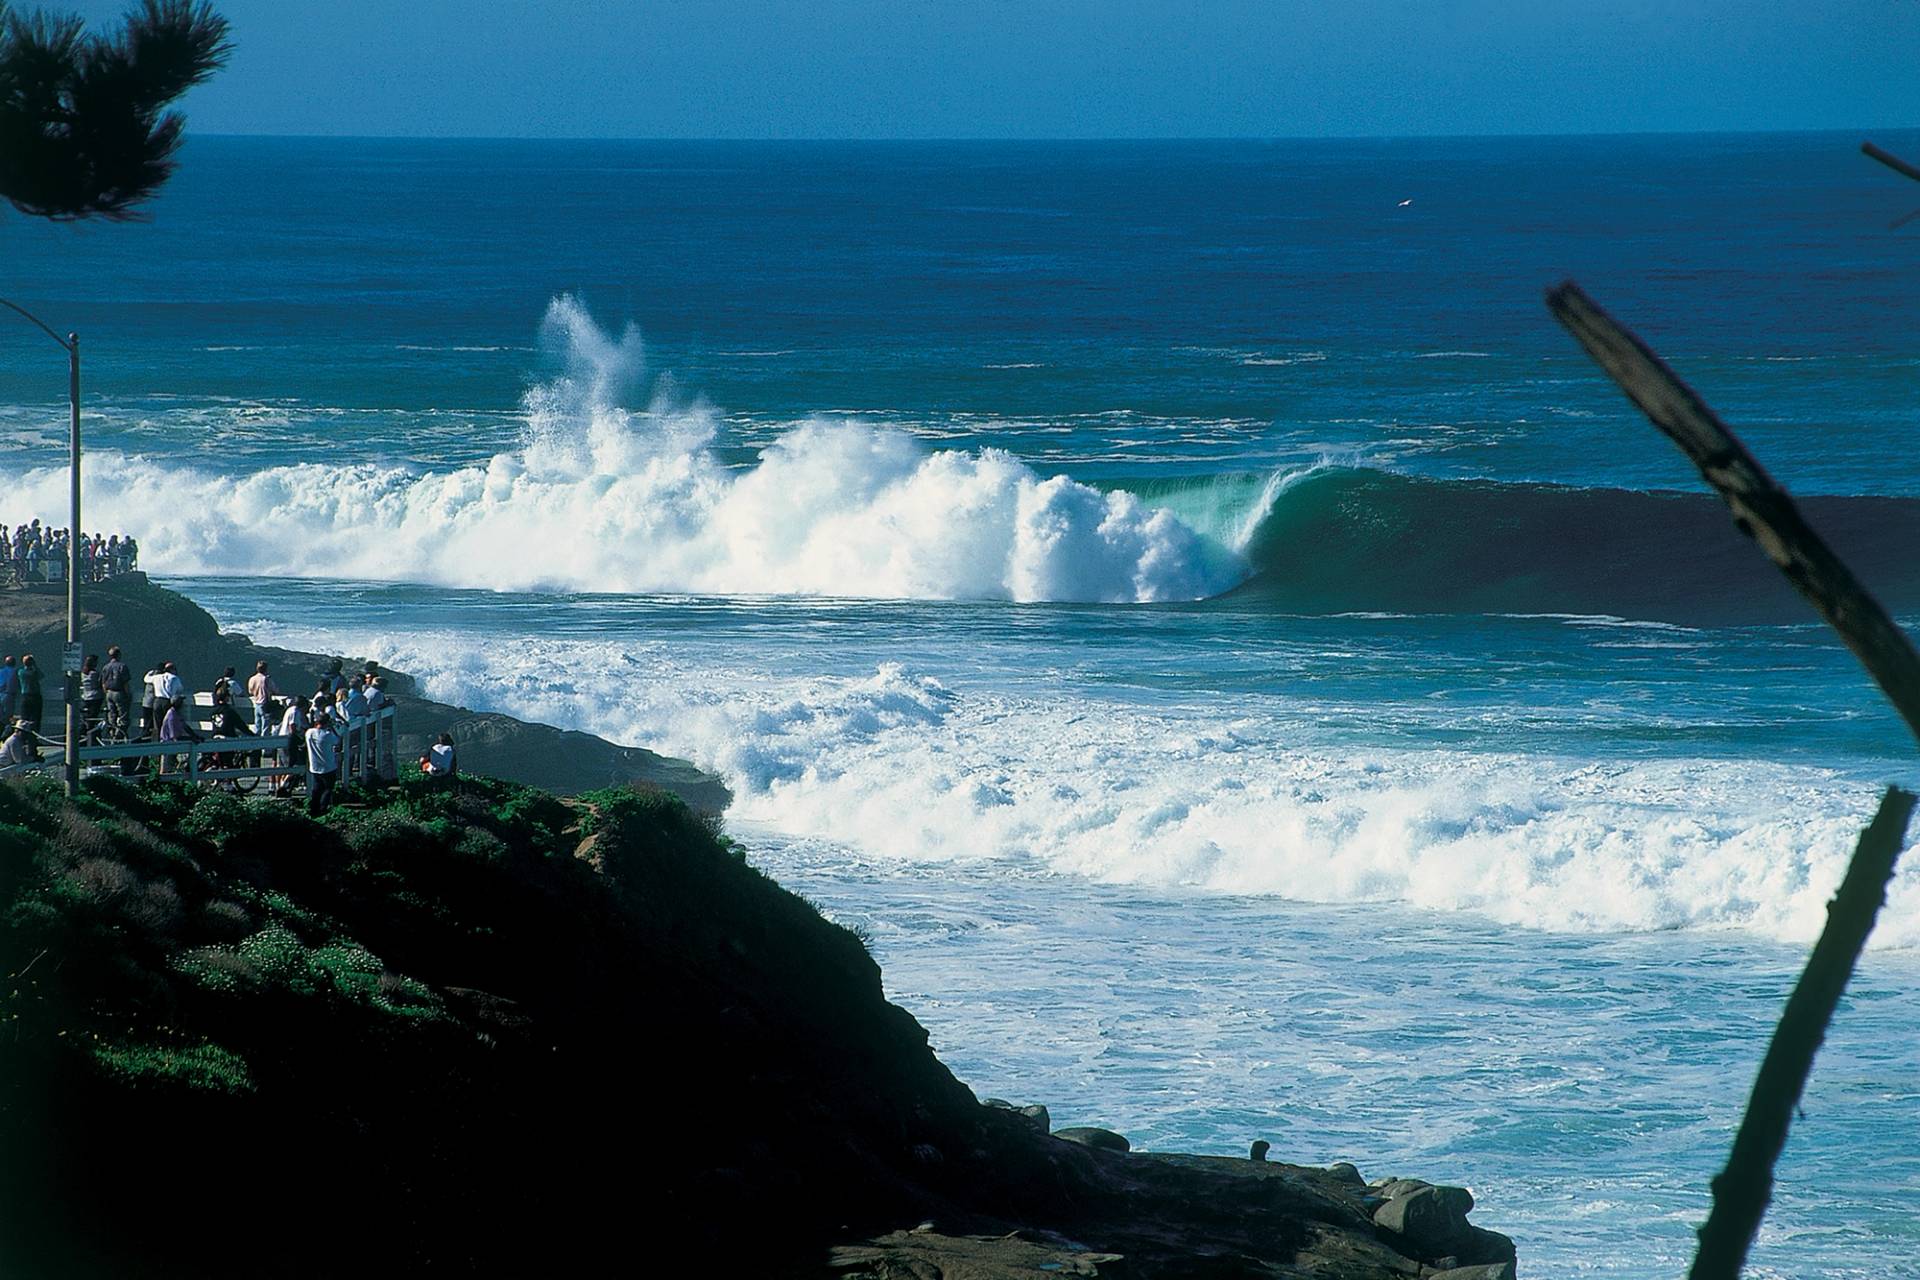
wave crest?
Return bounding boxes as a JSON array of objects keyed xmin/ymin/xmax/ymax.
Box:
[{"xmin": 6, "ymin": 297, "xmax": 1245, "ymax": 603}]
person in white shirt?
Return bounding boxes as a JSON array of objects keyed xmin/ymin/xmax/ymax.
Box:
[
  {"xmin": 0, "ymin": 719, "xmax": 33, "ymax": 769},
  {"xmin": 276, "ymin": 695, "xmax": 309, "ymax": 777},
  {"xmin": 422, "ymin": 733, "xmax": 457, "ymax": 783},
  {"xmin": 305, "ymin": 713, "xmax": 342, "ymax": 816},
  {"xmin": 152, "ymin": 662, "xmax": 184, "ymax": 707}
]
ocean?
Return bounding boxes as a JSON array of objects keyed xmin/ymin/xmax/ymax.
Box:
[{"xmin": 6, "ymin": 132, "xmax": 1920, "ymax": 1275}]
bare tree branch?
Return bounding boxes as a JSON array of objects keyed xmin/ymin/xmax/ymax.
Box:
[
  {"xmin": 1690, "ymin": 786, "xmax": 1916, "ymax": 1279},
  {"xmin": 1863, "ymin": 140, "xmax": 1920, "ymax": 185},
  {"xmin": 1545, "ymin": 281, "xmax": 1920, "ymax": 748},
  {"xmin": 1545, "ymin": 279, "xmax": 1920, "ymax": 1280}
]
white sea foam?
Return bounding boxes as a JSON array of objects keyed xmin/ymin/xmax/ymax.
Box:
[
  {"xmin": 236, "ymin": 618, "xmax": 1920, "ymax": 949},
  {"xmin": 3, "ymin": 297, "xmax": 1246, "ymax": 604}
]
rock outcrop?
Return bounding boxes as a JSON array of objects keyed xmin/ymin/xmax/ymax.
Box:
[{"xmin": 0, "ymin": 576, "xmax": 729, "ymax": 810}]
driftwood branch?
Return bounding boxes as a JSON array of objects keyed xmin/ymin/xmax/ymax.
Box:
[
  {"xmin": 1862, "ymin": 140, "xmax": 1920, "ymax": 185},
  {"xmin": 1545, "ymin": 280, "xmax": 1920, "ymax": 1280},
  {"xmin": 1691, "ymin": 785, "xmax": 1915, "ymax": 1278},
  {"xmin": 1545, "ymin": 282, "xmax": 1920, "ymax": 749}
]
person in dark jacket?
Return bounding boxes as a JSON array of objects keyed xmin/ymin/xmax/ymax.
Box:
[
  {"xmin": 100, "ymin": 646, "xmax": 131, "ymax": 739},
  {"xmin": 17, "ymin": 656, "xmax": 44, "ymax": 733}
]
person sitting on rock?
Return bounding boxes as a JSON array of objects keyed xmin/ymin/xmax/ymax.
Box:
[
  {"xmin": 0, "ymin": 718, "xmax": 34, "ymax": 769},
  {"xmin": 421, "ymin": 733, "xmax": 458, "ymax": 782}
]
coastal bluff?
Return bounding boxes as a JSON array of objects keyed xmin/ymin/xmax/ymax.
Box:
[
  {"xmin": 0, "ymin": 574, "xmax": 729, "ymax": 811},
  {"xmin": 0, "ymin": 769, "xmax": 1516, "ymax": 1278}
]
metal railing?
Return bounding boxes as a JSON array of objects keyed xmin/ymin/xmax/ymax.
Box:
[{"xmin": 0, "ymin": 704, "xmax": 400, "ymax": 791}]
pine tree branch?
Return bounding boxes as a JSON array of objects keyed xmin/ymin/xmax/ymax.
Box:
[{"xmin": 0, "ymin": 0, "xmax": 230, "ymax": 221}]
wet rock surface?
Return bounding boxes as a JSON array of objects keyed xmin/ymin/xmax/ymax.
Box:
[
  {"xmin": 818, "ymin": 1140, "xmax": 1516, "ymax": 1279},
  {"xmin": 1054, "ymin": 1126, "xmax": 1131, "ymax": 1153}
]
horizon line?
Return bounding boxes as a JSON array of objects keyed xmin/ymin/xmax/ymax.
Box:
[{"xmin": 185, "ymin": 123, "xmax": 1920, "ymax": 146}]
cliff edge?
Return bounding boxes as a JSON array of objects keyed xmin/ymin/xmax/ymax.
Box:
[
  {"xmin": 0, "ymin": 575, "xmax": 729, "ymax": 811},
  {"xmin": 0, "ymin": 769, "xmax": 1515, "ymax": 1277}
]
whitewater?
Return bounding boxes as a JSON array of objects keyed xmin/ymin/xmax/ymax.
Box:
[
  {"xmin": 21, "ymin": 296, "xmax": 1920, "ymax": 951},
  {"xmin": 14, "ymin": 301, "xmax": 1243, "ymax": 603}
]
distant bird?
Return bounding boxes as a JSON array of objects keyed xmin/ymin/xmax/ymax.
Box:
[{"xmin": 1397, "ymin": 198, "xmax": 1413, "ymax": 208}]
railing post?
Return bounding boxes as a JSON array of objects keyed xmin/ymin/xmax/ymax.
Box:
[{"xmin": 63, "ymin": 332, "xmax": 80, "ymax": 798}]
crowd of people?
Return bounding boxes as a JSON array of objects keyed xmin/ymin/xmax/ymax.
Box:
[
  {"xmin": 3, "ymin": 520, "xmax": 139, "ymax": 588},
  {"xmin": 0, "ymin": 646, "xmax": 454, "ymax": 816}
]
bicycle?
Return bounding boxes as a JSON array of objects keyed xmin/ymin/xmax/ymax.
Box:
[{"xmin": 201, "ymin": 737, "xmax": 263, "ymax": 793}]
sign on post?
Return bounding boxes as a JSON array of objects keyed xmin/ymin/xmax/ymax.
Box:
[{"xmin": 62, "ymin": 642, "xmax": 82, "ymax": 675}]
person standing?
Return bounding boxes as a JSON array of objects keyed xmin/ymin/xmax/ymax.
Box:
[
  {"xmin": 246, "ymin": 661, "xmax": 284, "ymax": 738},
  {"xmin": 154, "ymin": 661, "xmax": 185, "ymax": 708},
  {"xmin": 148, "ymin": 662, "xmax": 185, "ymax": 741},
  {"xmin": 305, "ymin": 712, "xmax": 342, "ymax": 816},
  {"xmin": 100, "ymin": 646, "xmax": 131, "ymax": 739},
  {"xmin": 140, "ymin": 665, "xmax": 162, "ymax": 738},
  {"xmin": 277, "ymin": 695, "xmax": 309, "ymax": 763},
  {"xmin": 78, "ymin": 655, "xmax": 104, "ymax": 736},
  {"xmin": 159, "ymin": 695, "xmax": 199, "ymax": 776},
  {"xmin": 17, "ymin": 656, "xmax": 44, "ymax": 734},
  {"xmin": 0, "ymin": 657, "xmax": 17, "ymax": 728}
]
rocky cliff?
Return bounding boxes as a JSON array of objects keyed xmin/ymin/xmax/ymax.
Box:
[{"xmin": 0, "ymin": 765, "xmax": 1514, "ymax": 1278}]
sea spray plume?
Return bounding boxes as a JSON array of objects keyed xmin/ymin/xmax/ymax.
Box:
[
  {"xmin": 519, "ymin": 294, "xmax": 719, "ymax": 477},
  {"xmin": 3, "ymin": 298, "xmax": 1249, "ymax": 602}
]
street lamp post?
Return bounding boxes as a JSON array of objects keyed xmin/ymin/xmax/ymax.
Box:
[{"xmin": 1, "ymin": 298, "xmax": 82, "ymax": 797}]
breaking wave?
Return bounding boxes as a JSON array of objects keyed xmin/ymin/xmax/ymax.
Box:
[
  {"xmin": 1147, "ymin": 468, "xmax": 1920, "ymax": 625},
  {"xmin": 11, "ymin": 297, "xmax": 1920, "ymax": 626},
  {"xmin": 3, "ymin": 297, "xmax": 1244, "ymax": 603}
]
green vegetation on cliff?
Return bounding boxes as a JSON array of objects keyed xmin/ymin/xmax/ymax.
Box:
[
  {"xmin": 0, "ymin": 770, "xmax": 1513, "ymax": 1278},
  {"xmin": 0, "ymin": 771, "xmax": 987, "ymax": 1276}
]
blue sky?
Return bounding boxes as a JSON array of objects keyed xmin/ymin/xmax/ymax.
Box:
[{"xmin": 59, "ymin": 0, "xmax": 1920, "ymax": 139}]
